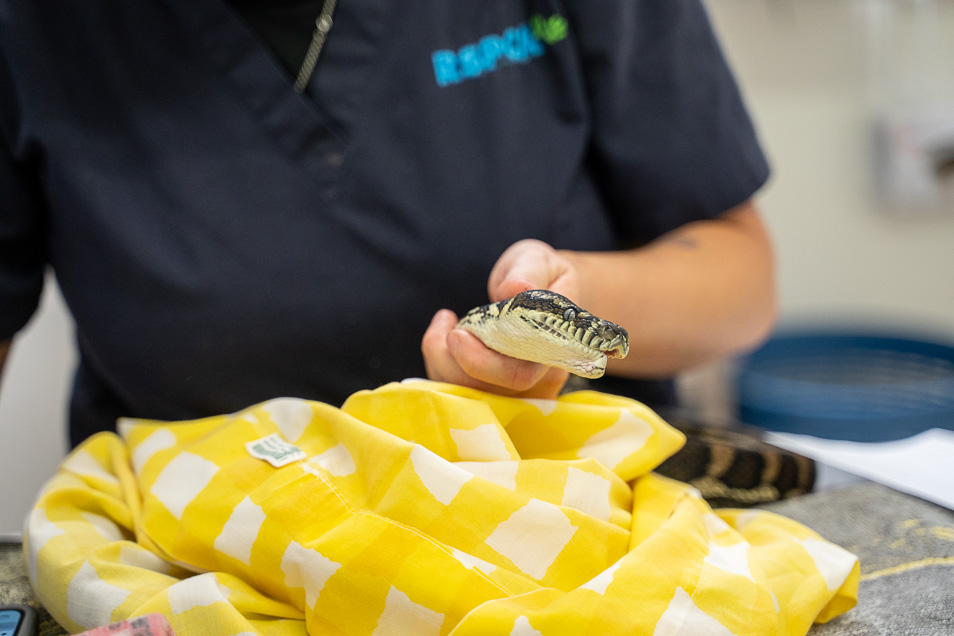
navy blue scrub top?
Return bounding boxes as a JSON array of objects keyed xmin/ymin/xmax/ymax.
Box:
[{"xmin": 0, "ymin": 0, "xmax": 770, "ymax": 446}]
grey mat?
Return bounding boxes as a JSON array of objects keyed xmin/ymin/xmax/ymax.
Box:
[{"xmin": 765, "ymin": 482, "xmax": 954, "ymax": 635}]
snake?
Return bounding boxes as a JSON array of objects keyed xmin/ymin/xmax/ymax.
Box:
[
  {"xmin": 457, "ymin": 289, "xmax": 815, "ymax": 506},
  {"xmin": 457, "ymin": 289, "xmax": 629, "ymax": 379}
]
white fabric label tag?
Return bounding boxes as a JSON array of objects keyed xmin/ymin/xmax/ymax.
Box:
[{"xmin": 246, "ymin": 433, "xmax": 307, "ymax": 467}]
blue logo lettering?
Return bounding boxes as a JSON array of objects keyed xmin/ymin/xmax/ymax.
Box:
[
  {"xmin": 479, "ymin": 35, "xmax": 504, "ymax": 71},
  {"xmin": 431, "ymin": 15, "xmax": 565, "ymax": 87},
  {"xmin": 431, "ymin": 50, "xmax": 460, "ymax": 87}
]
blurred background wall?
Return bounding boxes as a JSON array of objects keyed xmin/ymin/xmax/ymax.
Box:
[
  {"xmin": 711, "ymin": 0, "xmax": 954, "ymax": 332},
  {"xmin": 681, "ymin": 0, "xmax": 954, "ymax": 418},
  {"xmin": 2, "ymin": 0, "xmax": 953, "ymax": 534},
  {"xmin": 1, "ymin": 277, "xmax": 75, "ymax": 537}
]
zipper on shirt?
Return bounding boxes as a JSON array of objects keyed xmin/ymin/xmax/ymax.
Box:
[{"xmin": 294, "ymin": 0, "xmax": 338, "ymax": 92}]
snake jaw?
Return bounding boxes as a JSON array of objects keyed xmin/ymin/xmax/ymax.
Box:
[
  {"xmin": 456, "ymin": 290, "xmax": 629, "ymax": 379},
  {"xmin": 592, "ymin": 321, "xmax": 630, "ymax": 359}
]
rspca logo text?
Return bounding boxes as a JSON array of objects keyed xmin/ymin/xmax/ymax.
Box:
[{"xmin": 431, "ymin": 14, "xmax": 568, "ymax": 87}]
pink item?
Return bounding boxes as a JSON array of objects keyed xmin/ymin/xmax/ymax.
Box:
[{"xmin": 76, "ymin": 614, "xmax": 175, "ymax": 636}]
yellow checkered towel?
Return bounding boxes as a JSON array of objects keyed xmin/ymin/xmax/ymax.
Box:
[{"xmin": 24, "ymin": 380, "xmax": 858, "ymax": 635}]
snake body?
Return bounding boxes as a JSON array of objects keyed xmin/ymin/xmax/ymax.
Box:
[
  {"xmin": 457, "ymin": 290, "xmax": 629, "ymax": 378},
  {"xmin": 456, "ymin": 289, "xmax": 814, "ymax": 507}
]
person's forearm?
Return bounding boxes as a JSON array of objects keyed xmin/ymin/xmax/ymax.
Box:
[{"xmin": 560, "ymin": 201, "xmax": 777, "ymax": 378}]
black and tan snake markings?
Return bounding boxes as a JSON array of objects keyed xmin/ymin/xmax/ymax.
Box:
[
  {"xmin": 458, "ymin": 289, "xmax": 814, "ymax": 507},
  {"xmin": 457, "ymin": 289, "xmax": 629, "ymax": 379}
]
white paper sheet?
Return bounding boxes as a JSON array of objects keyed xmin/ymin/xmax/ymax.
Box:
[{"xmin": 764, "ymin": 428, "xmax": 954, "ymax": 510}]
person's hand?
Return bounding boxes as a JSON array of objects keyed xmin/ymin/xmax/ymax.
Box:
[{"xmin": 421, "ymin": 239, "xmax": 581, "ymax": 399}]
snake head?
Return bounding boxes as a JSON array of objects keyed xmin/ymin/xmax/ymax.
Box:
[
  {"xmin": 457, "ymin": 289, "xmax": 629, "ymax": 378},
  {"xmin": 508, "ymin": 290, "xmax": 629, "ymax": 358}
]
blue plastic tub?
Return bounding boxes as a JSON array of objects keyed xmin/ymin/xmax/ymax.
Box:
[{"xmin": 735, "ymin": 331, "xmax": 954, "ymax": 441}]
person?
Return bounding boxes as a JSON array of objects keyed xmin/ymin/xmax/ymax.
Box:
[{"xmin": 0, "ymin": 0, "xmax": 776, "ymax": 448}]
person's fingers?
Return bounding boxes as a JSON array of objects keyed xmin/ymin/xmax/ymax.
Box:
[
  {"xmin": 488, "ymin": 239, "xmax": 551, "ymax": 301},
  {"xmin": 445, "ymin": 328, "xmax": 549, "ymax": 392},
  {"xmin": 421, "ymin": 309, "xmax": 568, "ymax": 398},
  {"xmin": 488, "ymin": 239, "xmax": 579, "ymax": 302},
  {"xmin": 421, "ymin": 308, "xmax": 459, "ymax": 382}
]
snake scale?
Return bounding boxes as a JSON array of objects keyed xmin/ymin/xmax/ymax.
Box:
[{"xmin": 458, "ymin": 290, "xmax": 814, "ymax": 507}]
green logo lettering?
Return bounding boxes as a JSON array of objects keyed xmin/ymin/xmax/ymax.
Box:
[{"xmin": 530, "ymin": 14, "xmax": 568, "ymax": 45}]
